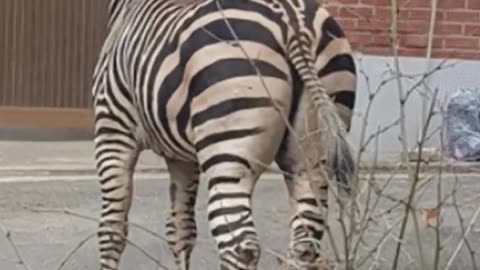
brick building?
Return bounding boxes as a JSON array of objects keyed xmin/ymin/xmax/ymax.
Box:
[{"xmin": 326, "ymin": 0, "xmax": 480, "ymax": 60}]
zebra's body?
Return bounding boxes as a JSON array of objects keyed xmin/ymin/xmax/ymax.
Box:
[{"xmin": 92, "ymin": 0, "xmax": 357, "ymax": 269}]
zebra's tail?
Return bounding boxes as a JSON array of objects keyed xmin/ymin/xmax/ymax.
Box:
[{"xmin": 286, "ymin": 34, "xmax": 355, "ymax": 196}]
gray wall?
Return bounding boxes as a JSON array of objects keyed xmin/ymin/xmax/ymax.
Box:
[
  {"xmin": 348, "ymin": 55, "xmax": 480, "ymax": 162},
  {"xmin": 2, "ymin": 55, "xmax": 479, "ymax": 165}
]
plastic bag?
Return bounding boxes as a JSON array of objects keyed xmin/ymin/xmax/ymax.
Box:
[{"xmin": 445, "ymin": 88, "xmax": 480, "ymax": 161}]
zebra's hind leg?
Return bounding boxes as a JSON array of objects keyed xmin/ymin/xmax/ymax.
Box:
[
  {"xmin": 204, "ymin": 164, "xmax": 262, "ymax": 270},
  {"xmin": 274, "ymin": 84, "xmax": 335, "ymax": 269},
  {"xmin": 94, "ymin": 130, "xmax": 140, "ymax": 270},
  {"xmin": 277, "ymin": 146, "xmax": 328, "ymax": 270},
  {"xmin": 276, "ymin": 157, "xmax": 329, "ymax": 269},
  {"xmin": 165, "ymin": 159, "xmax": 200, "ymax": 270}
]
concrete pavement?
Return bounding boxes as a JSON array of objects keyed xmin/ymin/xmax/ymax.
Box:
[
  {"xmin": 1, "ymin": 141, "xmax": 480, "ymax": 182},
  {"xmin": 1, "ymin": 173, "xmax": 480, "ymax": 270},
  {"xmin": 1, "ymin": 140, "xmax": 480, "ymax": 270}
]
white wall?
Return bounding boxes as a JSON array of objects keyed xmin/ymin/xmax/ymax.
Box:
[{"xmin": 347, "ymin": 55, "xmax": 480, "ymax": 162}]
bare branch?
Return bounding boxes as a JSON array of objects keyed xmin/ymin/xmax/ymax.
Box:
[
  {"xmin": 0, "ymin": 223, "xmax": 33, "ymax": 270},
  {"xmin": 444, "ymin": 203, "xmax": 480, "ymax": 270},
  {"xmin": 56, "ymin": 233, "xmax": 96, "ymax": 270}
]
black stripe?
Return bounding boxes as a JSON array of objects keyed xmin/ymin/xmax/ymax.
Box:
[
  {"xmin": 100, "ymin": 185, "xmax": 123, "ymax": 193},
  {"xmin": 201, "ymin": 154, "xmax": 251, "ymax": 172},
  {"xmin": 99, "ymin": 220, "xmax": 124, "ymax": 227},
  {"xmin": 220, "ymin": 254, "xmax": 242, "ymax": 270},
  {"xmin": 148, "ymin": 17, "xmax": 285, "ymax": 155},
  {"xmin": 293, "ymin": 225, "xmax": 324, "ymax": 240},
  {"xmin": 208, "ymin": 176, "xmax": 241, "ymax": 190},
  {"xmin": 193, "ymin": 59, "xmax": 287, "ymax": 99},
  {"xmin": 208, "ymin": 192, "xmax": 251, "ymax": 205},
  {"xmin": 278, "ymin": 0, "xmax": 300, "ymax": 32},
  {"xmin": 317, "ymin": 53, "xmax": 356, "ymax": 78},
  {"xmin": 303, "ymin": 0, "xmax": 320, "ymax": 34},
  {"xmin": 98, "ymin": 165, "xmax": 120, "ymax": 177},
  {"xmin": 208, "ymin": 205, "xmax": 251, "ymax": 221},
  {"xmin": 195, "ymin": 128, "xmax": 263, "ymax": 152},
  {"xmin": 95, "ymin": 148, "xmax": 125, "ymax": 162},
  {"xmin": 296, "ymin": 198, "xmax": 318, "ymax": 205},
  {"xmin": 94, "ymin": 111, "xmax": 132, "ymax": 133},
  {"xmin": 98, "ymin": 241, "xmax": 124, "ymax": 249},
  {"xmin": 95, "ymin": 139, "xmax": 136, "ymax": 151},
  {"xmin": 217, "ymin": 230, "xmax": 258, "ymax": 250},
  {"xmin": 177, "ymin": 59, "xmax": 284, "ymax": 146},
  {"xmin": 99, "ymin": 246, "xmax": 123, "ymax": 255},
  {"xmin": 102, "ymin": 196, "xmax": 127, "ymax": 203},
  {"xmin": 316, "ymin": 16, "xmax": 346, "ymax": 56},
  {"xmin": 97, "ymin": 157, "xmax": 124, "ymax": 174},
  {"xmin": 107, "ymin": 62, "xmax": 136, "ymax": 125},
  {"xmin": 211, "ymin": 212, "xmax": 252, "ymax": 237},
  {"xmin": 331, "ymin": 90, "xmax": 355, "ymax": 109},
  {"xmin": 101, "ymin": 261, "xmax": 119, "ymax": 270},
  {"xmin": 99, "ymin": 175, "xmax": 117, "ymax": 185},
  {"xmin": 276, "ymin": 63, "xmax": 304, "ymax": 166},
  {"xmin": 168, "ymin": 21, "xmax": 286, "ymax": 147},
  {"xmin": 296, "ymin": 212, "xmax": 325, "ymax": 225},
  {"xmin": 98, "ymin": 231, "xmax": 124, "ymax": 239},
  {"xmin": 192, "ymin": 97, "xmax": 273, "ymax": 128},
  {"xmin": 130, "ymin": 1, "xmax": 173, "ymax": 65},
  {"xmin": 133, "ymin": 2, "xmax": 179, "ymax": 84},
  {"xmin": 101, "ymin": 208, "xmax": 126, "ymax": 216}
]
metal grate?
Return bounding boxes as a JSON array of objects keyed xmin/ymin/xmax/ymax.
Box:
[{"xmin": 0, "ymin": 0, "xmax": 108, "ymax": 108}]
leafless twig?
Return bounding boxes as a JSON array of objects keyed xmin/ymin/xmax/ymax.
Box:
[
  {"xmin": 0, "ymin": 223, "xmax": 33, "ymax": 270},
  {"xmin": 444, "ymin": 203, "xmax": 480, "ymax": 270},
  {"xmin": 56, "ymin": 233, "xmax": 96, "ymax": 270}
]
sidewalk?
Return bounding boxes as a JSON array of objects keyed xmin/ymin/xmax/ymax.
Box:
[
  {"xmin": 0, "ymin": 141, "xmax": 479, "ymax": 181},
  {"xmin": 0, "ymin": 141, "xmax": 166, "ymax": 180}
]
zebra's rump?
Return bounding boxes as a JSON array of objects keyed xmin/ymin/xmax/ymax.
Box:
[{"xmin": 96, "ymin": 0, "xmax": 356, "ymax": 160}]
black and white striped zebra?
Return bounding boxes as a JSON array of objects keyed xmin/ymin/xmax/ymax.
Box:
[{"xmin": 92, "ymin": 0, "xmax": 357, "ymax": 269}]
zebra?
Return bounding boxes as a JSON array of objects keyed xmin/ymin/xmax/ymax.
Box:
[{"xmin": 91, "ymin": 0, "xmax": 357, "ymax": 269}]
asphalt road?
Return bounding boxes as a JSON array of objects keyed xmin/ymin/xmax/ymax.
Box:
[{"xmin": 1, "ymin": 173, "xmax": 480, "ymax": 270}]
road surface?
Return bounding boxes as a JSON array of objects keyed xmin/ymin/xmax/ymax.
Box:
[{"xmin": 1, "ymin": 173, "xmax": 480, "ymax": 270}]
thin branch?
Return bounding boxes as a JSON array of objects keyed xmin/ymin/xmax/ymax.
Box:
[
  {"xmin": 391, "ymin": 87, "xmax": 440, "ymax": 270},
  {"xmin": 444, "ymin": 203, "xmax": 480, "ymax": 270},
  {"xmin": 25, "ymin": 207, "xmax": 169, "ymax": 243},
  {"xmin": 359, "ymin": 119, "xmax": 400, "ymax": 152},
  {"xmin": 0, "ymin": 223, "xmax": 33, "ymax": 270},
  {"xmin": 56, "ymin": 233, "xmax": 96, "ymax": 270},
  {"xmin": 449, "ymin": 179, "xmax": 479, "ymax": 270},
  {"xmin": 125, "ymin": 238, "xmax": 171, "ymax": 270}
]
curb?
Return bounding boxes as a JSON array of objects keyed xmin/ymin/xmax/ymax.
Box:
[
  {"xmin": 0, "ymin": 161, "xmax": 479, "ymax": 179},
  {"xmin": 363, "ymin": 161, "xmax": 480, "ymax": 174}
]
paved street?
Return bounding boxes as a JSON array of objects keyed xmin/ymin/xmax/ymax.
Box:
[{"xmin": 1, "ymin": 171, "xmax": 480, "ymax": 270}]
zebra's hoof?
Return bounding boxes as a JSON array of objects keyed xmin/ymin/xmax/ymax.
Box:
[
  {"xmin": 287, "ymin": 239, "xmax": 322, "ymax": 267},
  {"xmin": 219, "ymin": 238, "xmax": 261, "ymax": 269},
  {"xmin": 234, "ymin": 239, "xmax": 261, "ymax": 264}
]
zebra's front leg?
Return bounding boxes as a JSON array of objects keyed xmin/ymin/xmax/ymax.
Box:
[
  {"xmin": 165, "ymin": 159, "xmax": 200, "ymax": 270},
  {"xmin": 94, "ymin": 130, "xmax": 140, "ymax": 270}
]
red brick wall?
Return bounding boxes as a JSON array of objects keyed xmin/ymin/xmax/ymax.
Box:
[{"xmin": 327, "ymin": 0, "xmax": 480, "ymax": 60}]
